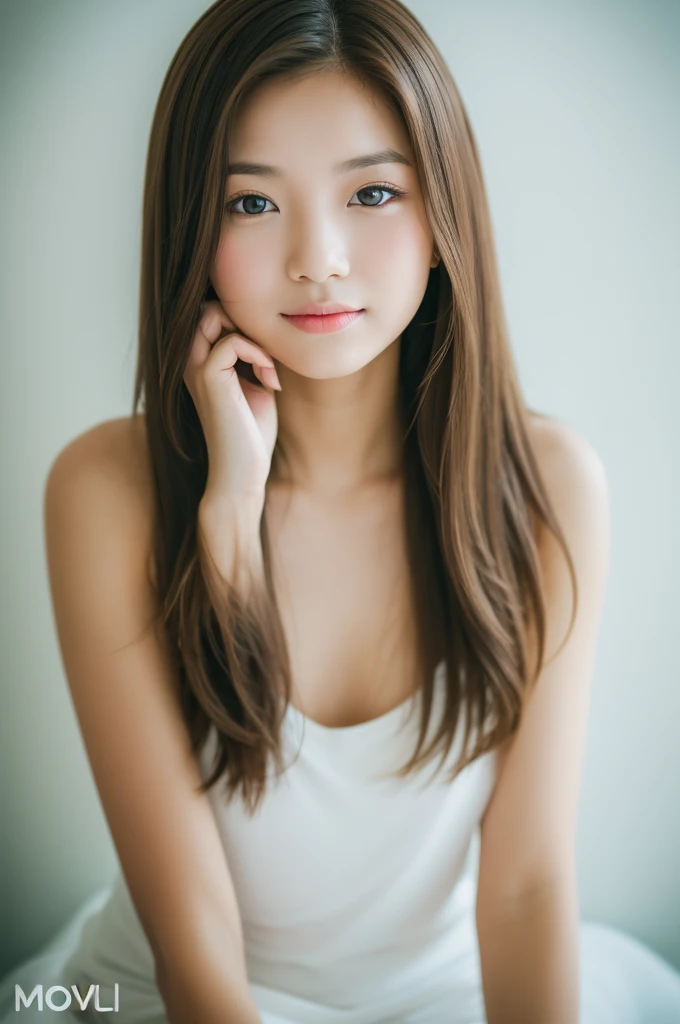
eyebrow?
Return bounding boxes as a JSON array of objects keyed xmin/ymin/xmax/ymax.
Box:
[{"xmin": 226, "ymin": 148, "xmax": 413, "ymax": 177}]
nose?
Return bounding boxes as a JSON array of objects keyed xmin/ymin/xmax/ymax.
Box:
[{"xmin": 285, "ymin": 208, "xmax": 350, "ymax": 283}]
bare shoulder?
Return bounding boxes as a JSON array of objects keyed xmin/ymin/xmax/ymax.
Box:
[
  {"xmin": 526, "ymin": 412, "xmax": 610, "ymax": 539},
  {"xmin": 525, "ymin": 412, "xmax": 610, "ymax": 661},
  {"xmin": 46, "ymin": 413, "xmax": 151, "ymax": 501},
  {"xmin": 44, "ymin": 413, "xmax": 156, "ymax": 584},
  {"xmin": 525, "ymin": 411, "xmax": 610, "ymax": 573}
]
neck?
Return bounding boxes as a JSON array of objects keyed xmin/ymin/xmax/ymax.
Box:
[{"xmin": 270, "ymin": 337, "xmax": 404, "ymax": 496}]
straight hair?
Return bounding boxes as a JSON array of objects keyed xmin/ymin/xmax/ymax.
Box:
[{"xmin": 132, "ymin": 0, "xmax": 577, "ymax": 814}]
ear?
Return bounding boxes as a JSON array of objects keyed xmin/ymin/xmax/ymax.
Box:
[{"xmin": 430, "ymin": 246, "xmax": 441, "ymax": 268}]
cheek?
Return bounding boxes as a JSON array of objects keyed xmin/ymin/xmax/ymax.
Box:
[
  {"xmin": 359, "ymin": 214, "xmax": 432, "ymax": 305},
  {"xmin": 211, "ymin": 231, "xmax": 275, "ymax": 303},
  {"xmin": 358, "ymin": 209, "xmax": 428, "ymax": 274}
]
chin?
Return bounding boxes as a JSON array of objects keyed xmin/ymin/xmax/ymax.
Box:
[
  {"xmin": 272, "ymin": 323, "xmax": 402, "ymax": 379},
  {"xmin": 277, "ymin": 339, "xmax": 393, "ymax": 380},
  {"xmin": 281, "ymin": 355, "xmax": 375, "ymax": 381}
]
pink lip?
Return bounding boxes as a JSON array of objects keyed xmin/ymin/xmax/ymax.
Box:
[
  {"xmin": 283, "ymin": 301, "xmax": 362, "ymax": 315},
  {"xmin": 281, "ymin": 310, "xmax": 365, "ymax": 334}
]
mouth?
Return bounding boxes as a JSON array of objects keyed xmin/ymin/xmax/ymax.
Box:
[
  {"xmin": 280, "ymin": 309, "xmax": 365, "ymax": 334},
  {"xmin": 283, "ymin": 301, "xmax": 362, "ymax": 315}
]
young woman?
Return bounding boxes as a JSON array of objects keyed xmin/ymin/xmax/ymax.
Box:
[{"xmin": 2, "ymin": 1, "xmax": 680, "ymax": 1022}]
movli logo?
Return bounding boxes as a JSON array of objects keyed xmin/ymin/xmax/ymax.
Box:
[{"xmin": 15, "ymin": 983, "xmax": 120, "ymax": 1012}]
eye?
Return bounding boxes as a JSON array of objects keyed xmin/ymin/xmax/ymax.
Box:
[
  {"xmin": 348, "ymin": 183, "xmax": 406, "ymax": 208},
  {"xmin": 224, "ymin": 193, "xmax": 277, "ymax": 216},
  {"xmin": 224, "ymin": 182, "xmax": 407, "ymax": 217}
]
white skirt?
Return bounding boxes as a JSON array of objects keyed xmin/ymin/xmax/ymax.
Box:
[{"xmin": 1, "ymin": 884, "xmax": 679, "ymax": 1023}]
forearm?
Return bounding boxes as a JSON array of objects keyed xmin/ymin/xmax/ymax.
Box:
[
  {"xmin": 476, "ymin": 874, "xmax": 580, "ymax": 1024},
  {"xmin": 156, "ymin": 951, "xmax": 262, "ymax": 1024},
  {"xmin": 197, "ymin": 495, "xmax": 265, "ymax": 598}
]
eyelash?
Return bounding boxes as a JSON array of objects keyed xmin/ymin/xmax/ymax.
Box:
[{"xmin": 224, "ymin": 182, "xmax": 407, "ymax": 217}]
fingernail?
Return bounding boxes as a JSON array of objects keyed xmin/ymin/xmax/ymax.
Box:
[{"xmin": 263, "ymin": 366, "xmax": 282, "ymax": 390}]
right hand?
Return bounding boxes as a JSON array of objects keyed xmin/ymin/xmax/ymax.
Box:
[{"xmin": 183, "ymin": 300, "xmax": 281, "ymax": 508}]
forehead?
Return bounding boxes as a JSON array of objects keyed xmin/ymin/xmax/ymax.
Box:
[{"xmin": 228, "ymin": 71, "xmax": 413, "ymax": 172}]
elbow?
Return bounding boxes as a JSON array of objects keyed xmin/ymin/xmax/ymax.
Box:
[
  {"xmin": 476, "ymin": 865, "xmax": 578, "ymax": 924},
  {"xmin": 158, "ymin": 917, "xmax": 249, "ymax": 979},
  {"xmin": 153, "ymin": 941, "xmax": 259, "ymax": 1024}
]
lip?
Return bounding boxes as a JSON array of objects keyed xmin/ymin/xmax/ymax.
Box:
[
  {"xmin": 281, "ymin": 309, "xmax": 365, "ymax": 334},
  {"xmin": 282, "ymin": 302, "xmax": 362, "ymax": 315}
]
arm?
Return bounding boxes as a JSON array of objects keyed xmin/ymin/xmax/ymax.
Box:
[
  {"xmin": 44, "ymin": 418, "xmax": 263, "ymax": 1024},
  {"xmin": 475, "ymin": 421, "xmax": 610, "ymax": 1024},
  {"xmin": 155, "ymin": 956, "xmax": 262, "ymax": 1024}
]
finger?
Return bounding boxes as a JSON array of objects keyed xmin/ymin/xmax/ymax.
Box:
[
  {"xmin": 250, "ymin": 362, "xmax": 282, "ymax": 391},
  {"xmin": 206, "ymin": 344, "xmax": 277, "ymax": 403},
  {"xmin": 188, "ymin": 302, "xmax": 234, "ymax": 368},
  {"xmin": 201, "ymin": 300, "xmax": 235, "ymax": 343},
  {"xmin": 260, "ymin": 365, "xmax": 282, "ymax": 390},
  {"xmin": 188, "ymin": 303, "xmax": 275, "ymax": 374},
  {"xmin": 185, "ymin": 301, "xmax": 282, "ymax": 396},
  {"xmin": 207, "ymin": 333, "xmax": 278, "ymax": 377}
]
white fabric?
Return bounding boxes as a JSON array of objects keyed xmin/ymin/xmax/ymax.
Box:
[{"xmin": 2, "ymin": 663, "xmax": 680, "ymax": 1022}]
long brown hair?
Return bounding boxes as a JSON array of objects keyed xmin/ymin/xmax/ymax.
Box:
[{"xmin": 132, "ymin": 0, "xmax": 577, "ymax": 814}]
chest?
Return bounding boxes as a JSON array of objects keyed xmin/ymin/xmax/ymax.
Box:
[{"xmin": 263, "ymin": 481, "xmax": 421, "ymax": 727}]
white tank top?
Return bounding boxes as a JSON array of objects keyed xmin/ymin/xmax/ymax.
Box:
[{"xmin": 61, "ymin": 661, "xmax": 500, "ymax": 1022}]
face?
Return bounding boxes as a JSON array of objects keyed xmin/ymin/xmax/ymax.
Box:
[{"xmin": 209, "ymin": 70, "xmax": 437, "ymax": 380}]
